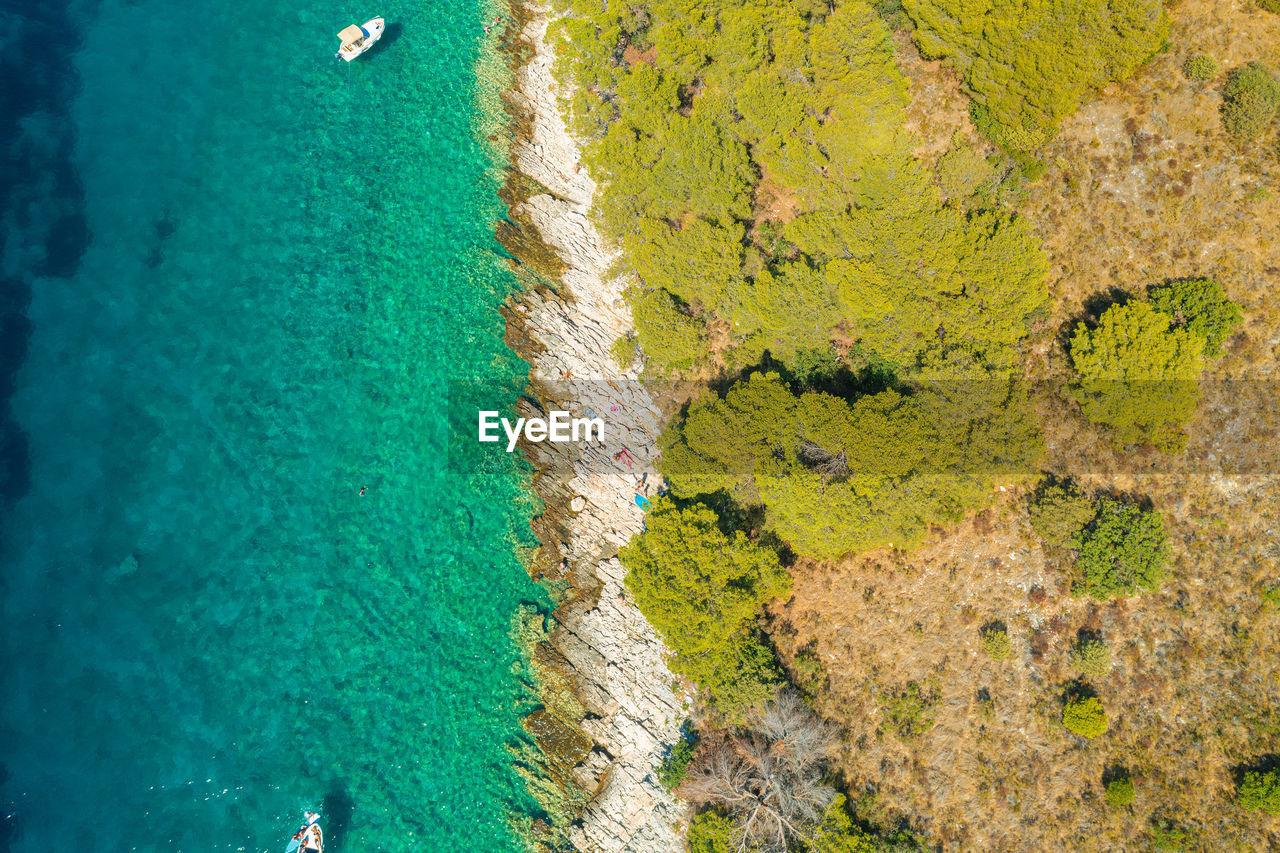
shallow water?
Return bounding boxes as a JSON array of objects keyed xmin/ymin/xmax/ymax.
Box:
[{"xmin": 0, "ymin": 1, "xmax": 543, "ymax": 850}]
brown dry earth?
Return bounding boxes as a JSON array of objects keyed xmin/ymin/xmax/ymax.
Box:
[{"xmin": 772, "ymin": 3, "xmax": 1280, "ymax": 850}]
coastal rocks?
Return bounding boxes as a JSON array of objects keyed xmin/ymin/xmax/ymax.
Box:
[{"xmin": 503, "ymin": 6, "xmax": 691, "ymax": 852}]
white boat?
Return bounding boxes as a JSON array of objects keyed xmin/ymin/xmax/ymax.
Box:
[
  {"xmin": 335, "ymin": 17, "xmax": 384, "ymax": 61},
  {"xmin": 285, "ymin": 812, "xmax": 324, "ymax": 853}
]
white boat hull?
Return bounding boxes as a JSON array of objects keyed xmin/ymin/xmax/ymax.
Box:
[{"xmin": 337, "ymin": 17, "xmax": 384, "ymax": 62}]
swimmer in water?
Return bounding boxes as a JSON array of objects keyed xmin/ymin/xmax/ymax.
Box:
[{"xmin": 359, "ymin": 486, "xmax": 367, "ymax": 496}]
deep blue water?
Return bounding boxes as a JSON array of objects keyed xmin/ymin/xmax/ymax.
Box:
[{"xmin": 0, "ymin": 1, "xmax": 545, "ymax": 850}]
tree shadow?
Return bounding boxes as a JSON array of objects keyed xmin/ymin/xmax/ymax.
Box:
[
  {"xmin": 1231, "ymin": 754, "xmax": 1280, "ymax": 788},
  {"xmin": 711, "ymin": 348, "xmax": 897, "ymax": 404},
  {"xmin": 1063, "ymin": 679, "xmax": 1098, "ymax": 704},
  {"xmin": 1075, "ymin": 627, "xmax": 1104, "ymax": 646},
  {"xmin": 1055, "ymin": 287, "xmax": 1132, "ymax": 354},
  {"xmin": 1102, "ymin": 763, "xmax": 1130, "ymax": 787}
]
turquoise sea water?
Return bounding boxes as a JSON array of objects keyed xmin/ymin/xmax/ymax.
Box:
[{"xmin": 1, "ymin": 1, "xmax": 546, "ymax": 851}]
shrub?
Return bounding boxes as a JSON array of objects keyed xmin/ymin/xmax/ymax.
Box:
[
  {"xmin": 1221, "ymin": 62, "xmax": 1280, "ymax": 142},
  {"xmin": 609, "ymin": 334, "xmax": 639, "ymax": 369},
  {"xmin": 1105, "ymin": 772, "xmax": 1136, "ymax": 807},
  {"xmin": 1149, "ymin": 819, "xmax": 1192, "ymax": 851},
  {"xmin": 1063, "ymin": 694, "xmax": 1108, "ymax": 738},
  {"xmin": 620, "ymin": 498, "xmax": 791, "ymax": 721},
  {"xmin": 881, "ymin": 680, "xmax": 939, "ymax": 739},
  {"xmin": 1069, "ymin": 300, "xmax": 1207, "ymax": 451},
  {"xmin": 656, "ymin": 728, "xmax": 698, "ymax": 790},
  {"xmin": 790, "ymin": 648, "xmax": 828, "ymax": 696},
  {"xmin": 1149, "ymin": 277, "xmax": 1243, "ymax": 356},
  {"xmin": 687, "ymin": 810, "xmax": 736, "ymax": 853},
  {"xmin": 1072, "ymin": 498, "xmax": 1169, "ymax": 599},
  {"xmin": 1028, "ymin": 478, "xmax": 1098, "ymax": 547},
  {"xmin": 1182, "ymin": 54, "xmax": 1219, "ymax": 81},
  {"xmin": 1071, "ymin": 637, "xmax": 1112, "ymax": 677},
  {"xmin": 1238, "ymin": 766, "xmax": 1280, "ymax": 815},
  {"xmin": 980, "ymin": 622, "xmax": 1013, "ymax": 661}
]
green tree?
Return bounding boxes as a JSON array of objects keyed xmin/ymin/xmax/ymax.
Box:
[
  {"xmin": 1028, "ymin": 478, "xmax": 1098, "ymax": 547},
  {"xmin": 1072, "ymin": 498, "xmax": 1169, "ymax": 599},
  {"xmin": 629, "ymin": 288, "xmax": 707, "ymax": 374},
  {"xmin": 1063, "ymin": 694, "xmax": 1108, "ymax": 738},
  {"xmin": 1069, "ymin": 300, "xmax": 1207, "ymax": 451},
  {"xmin": 551, "ymin": 0, "xmax": 1049, "ymax": 375},
  {"xmin": 1221, "ymin": 62, "xmax": 1280, "ymax": 142},
  {"xmin": 620, "ymin": 498, "xmax": 790, "ymax": 720},
  {"xmin": 627, "ymin": 217, "xmax": 744, "ymax": 310},
  {"xmin": 1149, "ymin": 278, "xmax": 1243, "ymax": 356},
  {"xmin": 1238, "ymin": 766, "xmax": 1280, "ymax": 815},
  {"xmin": 936, "ymin": 144, "xmax": 996, "ymax": 200},
  {"xmin": 980, "ymin": 622, "xmax": 1012, "ymax": 661}
]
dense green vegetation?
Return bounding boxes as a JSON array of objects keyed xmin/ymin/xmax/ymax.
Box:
[
  {"xmin": 1065, "ymin": 281, "xmax": 1241, "ymax": 455},
  {"xmin": 687, "ymin": 810, "xmax": 737, "ymax": 853},
  {"xmin": 619, "ymin": 498, "xmax": 790, "ymax": 721},
  {"xmin": 1220, "ymin": 62, "xmax": 1280, "ymax": 143},
  {"xmin": 805, "ymin": 796, "xmax": 876, "ymax": 852},
  {"xmin": 550, "ymin": 0, "xmax": 1048, "ymax": 376},
  {"xmin": 629, "ymin": 288, "xmax": 706, "ymax": 374},
  {"xmin": 1237, "ymin": 766, "xmax": 1280, "ymax": 815},
  {"xmin": 1063, "ymin": 694, "xmax": 1109, "ymax": 738},
  {"xmin": 902, "ymin": 0, "xmax": 1168, "ymax": 152},
  {"xmin": 660, "ymin": 372, "xmax": 1042, "ymax": 558}
]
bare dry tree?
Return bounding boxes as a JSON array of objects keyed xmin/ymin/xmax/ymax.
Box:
[
  {"xmin": 684, "ymin": 690, "xmax": 839, "ymax": 853},
  {"xmin": 796, "ymin": 440, "xmax": 850, "ymax": 481}
]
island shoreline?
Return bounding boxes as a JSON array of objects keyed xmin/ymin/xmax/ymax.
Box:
[{"xmin": 490, "ymin": 2, "xmax": 690, "ymax": 851}]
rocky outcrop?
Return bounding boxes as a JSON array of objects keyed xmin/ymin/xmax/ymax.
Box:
[{"xmin": 500, "ymin": 6, "xmax": 690, "ymax": 852}]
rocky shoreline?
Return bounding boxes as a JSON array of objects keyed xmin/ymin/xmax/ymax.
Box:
[{"xmin": 495, "ymin": 5, "xmax": 690, "ymax": 852}]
